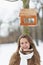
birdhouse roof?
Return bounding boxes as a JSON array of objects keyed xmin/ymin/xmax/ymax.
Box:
[{"xmin": 19, "ymin": 9, "xmax": 37, "ymax": 17}]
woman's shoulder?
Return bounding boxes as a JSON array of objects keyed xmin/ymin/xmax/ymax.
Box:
[
  {"xmin": 9, "ymin": 52, "xmax": 20, "ymax": 65},
  {"xmin": 10, "ymin": 52, "xmax": 18, "ymax": 59}
]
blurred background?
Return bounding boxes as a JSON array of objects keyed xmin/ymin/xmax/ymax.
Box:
[{"xmin": 0, "ymin": 0, "xmax": 43, "ymax": 65}]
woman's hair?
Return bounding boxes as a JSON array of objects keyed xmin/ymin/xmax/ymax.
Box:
[{"xmin": 17, "ymin": 34, "xmax": 40, "ymax": 64}]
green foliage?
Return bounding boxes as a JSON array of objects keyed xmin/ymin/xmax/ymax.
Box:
[{"xmin": 22, "ymin": 26, "xmax": 30, "ymax": 35}]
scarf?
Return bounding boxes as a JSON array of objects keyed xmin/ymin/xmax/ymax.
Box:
[{"xmin": 19, "ymin": 50, "xmax": 34, "ymax": 65}]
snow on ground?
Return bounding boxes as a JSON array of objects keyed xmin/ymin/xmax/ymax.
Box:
[
  {"xmin": 33, "ymin": 40, "xmax": 43, "ymax": 65},
  {"xmin": 0, "ymin": 41, "xmax": 43, "ymax": 65},
  {"xmin": 36, "ymin": 41, "xmax": 43, "ymax": 65},
  {"xmin": 0, "ymin": 42, "xmax": 18, "ymax": 65}
]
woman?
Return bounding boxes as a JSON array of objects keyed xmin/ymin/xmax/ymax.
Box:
[{"xmin": 9, "ymin": 34, "xmax": 40, "ymax": 65}]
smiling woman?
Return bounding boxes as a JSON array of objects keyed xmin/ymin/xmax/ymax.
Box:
[{"xmin": 9, "ymin": 34, "xmax": 40, "ymax": 65}]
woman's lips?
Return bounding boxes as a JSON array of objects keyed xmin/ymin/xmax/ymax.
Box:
[{"xmin": 23, "ymin": 48, "xmax": 29, "ymax": 51}]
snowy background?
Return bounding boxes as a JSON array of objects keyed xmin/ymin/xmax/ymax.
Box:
[
  {"xmin": 0, "ymin": 0, "xmax": 23, "ymax": 37},
  {"xmin": 0, "ymin": 0, "xmax": 43, "ymax": 65},
  {"xmin": 0, "ymin": 0, "xmax": 43, "ymax": 37}
]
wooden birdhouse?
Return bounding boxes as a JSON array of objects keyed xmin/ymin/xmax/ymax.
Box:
[{"xmin": 19, "ymin": 9, "xmax": 37, "ymax": 26}]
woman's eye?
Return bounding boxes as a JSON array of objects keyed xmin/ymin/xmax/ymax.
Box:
[
  {"xmin": 25, "ymin": 42, "xmax": 27, "ymax": 44},
  {"xmin": 21, "ymin": 42, "xmax": 24, "ymax": 44}
]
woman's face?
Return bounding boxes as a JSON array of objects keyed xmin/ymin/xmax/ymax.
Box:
[{"xmin": 20, "ymin": 38, "xmax": 30, "ymax": 51}]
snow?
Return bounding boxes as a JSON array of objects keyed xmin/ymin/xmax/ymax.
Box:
[
  {"xmin": 29, "ymin": 0, "xmax": 42, "ymax": 18},
  {"xmin": 0, "ymin": 42, "xmax": 18, "ymax": 65},
  {"xmin": 0, "ymin": 41, "xmax": 43, "ymax": 65},
  {"xmin": 0, "ymin": 0, "xmax": 23, "ymax": 22},
  {"xmin": 0, "ymin": 0, "xmax": 23, "ymax": 37},
  {"xmin": 0, "ymin": 23, "xmax": 9, "ymax": 37}
]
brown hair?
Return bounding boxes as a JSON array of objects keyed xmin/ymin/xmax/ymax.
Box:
[{"xmin": 17, "ymin": 34, "xmax": 40, "ymax": 64}]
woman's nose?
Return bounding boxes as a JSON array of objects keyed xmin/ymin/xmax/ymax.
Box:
[{"xmin": 23, "ymin": 43, "xmax": 26, "ymax": 46}]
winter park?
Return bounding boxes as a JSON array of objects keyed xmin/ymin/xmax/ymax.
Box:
[{"xmin": 0, "ymin": 0, "xmax": 43, "ymax": 65}]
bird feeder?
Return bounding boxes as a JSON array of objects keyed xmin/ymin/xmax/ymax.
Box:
[{"xmin": 19, "ymin": 9, "xmax": 37, "ymax": 26}]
